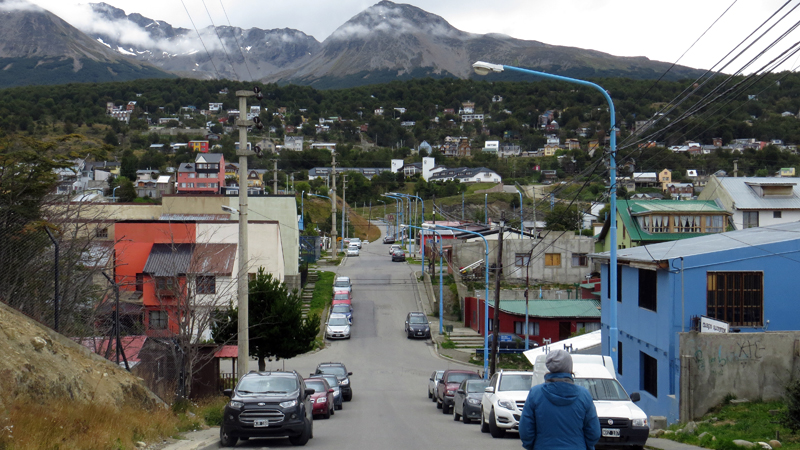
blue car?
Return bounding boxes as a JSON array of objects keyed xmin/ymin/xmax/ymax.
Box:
[
  {"xmin": 331, "ymin": 303, "xmax": 352, "ymax": 324},
  {"xmin": 309, "ymin": 374, "xmax": 343, "ymax": 410}
]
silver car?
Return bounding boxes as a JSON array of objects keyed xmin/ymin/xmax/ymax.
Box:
[
  {"xmin": 428, "ymin": 370, "xmax": 445, "ymax": 400},
  {"xmin": 326, "ymin": 313, "xmax": 351, "ymax": 340},
  {"xmin": 333, "ymin": 276, "xmax": 352, "ymax": 295}
]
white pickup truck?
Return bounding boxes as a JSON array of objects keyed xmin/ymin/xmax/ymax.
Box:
[
  {"xmin": 532, "ymin": 354, "xmax": 649, "ymax": 449},
  {"xmin": 479, "ymin": 369, "xmax": 533, "ymax": 438}
]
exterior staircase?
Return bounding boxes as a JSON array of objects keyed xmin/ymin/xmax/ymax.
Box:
[
  {"xmin": 300, "ymin": 270, "xmax": 318, "ymax": 320},
  {"xmin": 447, "ymin": 327, "xmax": 484, "ymax": 349}
]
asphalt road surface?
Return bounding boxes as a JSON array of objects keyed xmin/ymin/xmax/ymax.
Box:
[{"xmin": 234, "ymin": 224, "xmax": 523, "ymax": 449}]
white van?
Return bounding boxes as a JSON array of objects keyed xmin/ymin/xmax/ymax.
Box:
[{"xmin": 532, "ymin": 354, "xmax": 649, "ymax": 449}]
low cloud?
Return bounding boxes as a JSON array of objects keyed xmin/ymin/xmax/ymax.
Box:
[
  {"xmin": 328, "ymin": 3, "xmax": 460, "ymax": 41},
  {"xmin": 0, "ymin": 0, "xmax": 43, "ymax": 12}
]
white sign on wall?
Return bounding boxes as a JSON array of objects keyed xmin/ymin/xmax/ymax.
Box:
[{"xmin": 700, "ymin": 316, "xmax": 729, "ymax": 333}]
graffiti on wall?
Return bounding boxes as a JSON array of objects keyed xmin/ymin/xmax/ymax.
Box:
[{"xmin": 694, "ymin": 339, "xmax": 766, "ymax": 375}]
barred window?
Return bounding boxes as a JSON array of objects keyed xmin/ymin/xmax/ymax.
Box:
[
  {"xmin": 149, "ymin": 310, "xmax": 168, "ymax": 330},
  {"xmin": 707, "ymin": 272, "xmax": 763, "ymax": 326},
  {"xmin": 196, "ymin": 275, "xmax": 216, "ymax": 294}
]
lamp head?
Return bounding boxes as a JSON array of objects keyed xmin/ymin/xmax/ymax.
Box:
[
  {"xmin": 221, "ymin": 205, "xmax": 239, "ymax": 214},
  {"xmin": 421, "ymin": 223, "xmax": 434, "ymax": 229},
  {"xmin": 473, "ymin": 61, "xmax": 504, "ymax": 76}
]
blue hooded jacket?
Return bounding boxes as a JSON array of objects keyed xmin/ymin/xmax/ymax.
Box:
[{"xmin": 519, "ymin": 372, "xmax": 600, "ymax": 450}]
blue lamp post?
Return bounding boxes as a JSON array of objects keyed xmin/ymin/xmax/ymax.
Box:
[
  {"xmin": 472, "ymin": 61, "xmax": 619, "ymax": 371},
  {"xmin": 384, "ymin": 194, "xmax": 403, "ymax": 242},
  {"xmin": 424, "ymin": 223, "xmax": 490, "ymax": 379},
  {"xmin": 392, "ymin": 192, "xmax": 424, "ymax": 253},
  {"xmin": 300, "ymin": 191, "xmax": 305, "ymax": 231},
  {"xmin": 405, "ymin": 224, "xmax": 439, "ymax": 332}
]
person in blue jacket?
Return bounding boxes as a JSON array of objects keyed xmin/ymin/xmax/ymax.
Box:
[{"xmin": 519, "ymin": 350, "xmax": 600, "ymax": 450}]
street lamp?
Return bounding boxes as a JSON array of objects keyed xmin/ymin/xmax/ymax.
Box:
[
  {"xmin": 515, "ymin": 184, "xmax": 524, "ymax": 238},
  {"xmin": 300, "ymin": 191, "xmax": 305, "ymax": 232},
  {"xmin": 391, "ymin": 192, "xmax": 424, "ymax": 253},
  {"xmin": 405, "ymin": 224, "xmax": 439, "ymax": 333},
  {"xmin": 112, "ymin": 185, "xmax": 120, "ymax": 202},
  {"xmin": 383, "ymin": 193, "xmax": 403, "ymax": 241},
  {"xmin": 424, "ymin": 223, "xmax": 491, "ymax": 379},
  {"xmin": 473, "ymin": 61, "xmax": 619, "ymax": 371}
]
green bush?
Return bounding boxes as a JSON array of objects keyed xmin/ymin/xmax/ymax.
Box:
[{"xmin": 781, "ymin": 378, "xmax": 800, "ymax": 432}]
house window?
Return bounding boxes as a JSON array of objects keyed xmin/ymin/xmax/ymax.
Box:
[
  {"xmin": 617, "ymin": 341, "xmax": 623, "ymax": 375},
  {"xmin": 743, "ymin": 211, "xmax": 759, "ymax": 228},
  {"xmin": 607, "ymin": 266, "xmax": 623, "ymax": 302},
  {"xmin": 676, "ymin": 215, "xmax": 702, "ymax": 233},
  {"xmin": 638, "ymin": 269, "xmax": 657, "ymax": 311},
  {"xmin": 95, "ymin": 227, "xmax": 108, "ymax": 238},
  {"xmin": 545, "ymin": 253, "xmax": 561, "ymax": 266},
  {"xmin": 188, "ymin": 183, "xmax": 194, "ymax": 188},
  {"xmin": 149, "ymin": 310, "xmax": 168, "ymax": 330},
  {"xmin": 515, "ymin": 253, "xmax": 530, "ymax": 267},
  {"xmin": 198, "ymin": 183, "xmax": 206, "ymax": 188},
  {"xmin": 705, "ymin": 215, "xmax": 724, "ymax": 233},
  {"xmin": 156, "ymin": 277, "xmax": 176, "ymax": 292},
  {"xmin": 189, "ymin": 173, "xmax": 196, "ymax": 178},
  {"xmin": 707, "ymin": 272, "xmax": 763, "ymax": 326},
  {"xmin": 196, "ymin": 275, "xmax": 216, "ymax": 294},
  {"xmin": 641, "ymin": 352, "xmax": 657, "ymax": 397},
  {"xmin": 135, "ymin": 273, "xmax": 143, "ymax": 292},
  {"xmin": 572, "ymin": 253, "xmax": 588, "ymax": 267},
  {"xmin": 514, "ymin": 321, "xmax": 539, "ymax": 336},
  {"xmin": 576, "ymin": 322, "xmax": 600, "ymax": 332},
  {"xmin": 774, "ymin": 211, "xmax": 782, "ymax": 219}
]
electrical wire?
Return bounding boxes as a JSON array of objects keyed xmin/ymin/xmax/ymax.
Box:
[
  {"xmin": 202, "ymin": 0, "xmax": 240, "ymax": 81},
  {"xmin": 180, "ymin": 0, "xmax": 223, "ymax": 80},
  {"xmin": 219, "ymin": 0, "xmax": 255, "ymax": 81}
]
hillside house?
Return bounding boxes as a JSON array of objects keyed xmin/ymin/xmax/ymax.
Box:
[{"xmin": 176, "ymin": 154, "xmax": 225, "ymax": 195}]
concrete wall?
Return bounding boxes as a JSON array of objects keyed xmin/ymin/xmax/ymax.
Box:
[
  {"xmin": 679, "ymin": 331, "xmax": 800, "ymax": 421},
  {"xmin": 454, "ymin": 234, "xmax": 594, "ymax": 284},
  {"xmin": 197, "ymin": 222, "xmax": 285, "ymax": 282}
]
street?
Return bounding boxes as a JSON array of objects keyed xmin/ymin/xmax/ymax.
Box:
[{"xmin": 233, "ymin": 225, "xmax": 523, "ymax": 449}]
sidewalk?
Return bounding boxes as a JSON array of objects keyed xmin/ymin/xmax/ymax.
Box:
[
  {"xmin": 151, "ymin": 428, "xmax": 219, "ymax": 450},
  {"xmin": 646, "ymin": 438, "xmax": 706, "ymax": 450}
]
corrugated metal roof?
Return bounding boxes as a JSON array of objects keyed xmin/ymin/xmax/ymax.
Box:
[
  {"xmin": 719, "ymin": 177, "xmax": 800, "ymax": 210},
  {"xmin": 159, "ymin": 214, "xmax": 230, "ymax": 221},
  {"xmin": 591, "ymin": 220, "xmax": 800, "ymax": 262},
  {"xmin": 495, "ymin": 299, "xmax": 601, "ymax": 318},
  {"xmin": 143, "ymin": 244, "xmax": 192, "ymax": 276},
  {"xmin": 191, "ymin": 243, "xmax": 236, "ymax": 275}
]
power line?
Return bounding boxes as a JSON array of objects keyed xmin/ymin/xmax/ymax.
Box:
[
  {"xmin": 219, "ymin": 0, "xmax": 255, "ymax": 81},
  {"xmin": 180, "ymin": 0, "xmax": 223, "ymax": 80},
  {"xmin": 202, "ymin": 0, "xmax": 240, "ymax": 81}
]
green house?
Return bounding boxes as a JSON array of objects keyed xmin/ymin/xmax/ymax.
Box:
[{"xmin": 594, "ymin": 199, "xmax": 731, "ymax": 253}]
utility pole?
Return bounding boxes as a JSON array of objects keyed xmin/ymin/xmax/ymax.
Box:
[
  {"xmin": 331, "ymin": 154, "xmax": 337, "ymax": 254},
  {"xmin": 368, "ymin": 201, "xmax": 372, "ymax": 235},
  {"xmin": 532, "ymin": 189, "xmax": 537, "ymax": 239},
  {"xmin": 342, "ymin": 174, "xmax": 348, "ymax": 251},
  {"xmin": 733, "ymin": 160, "xmax": 739, "ymax": 177},
  {"xmin": 462, "ymin": 192, "xmax": 465, "ymax": 222},
  {"xmin": 272, "ymin": 159, "xmax": 278, "ymax": 194},
  {"xmin": 490, "ymin": 212, "xmax": 505, "ymax": 377},
  {"xmin": 236, "ymin": 89, "xmax": 257, "ymax": 380}
]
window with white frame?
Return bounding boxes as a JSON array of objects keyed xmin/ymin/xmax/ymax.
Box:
[{"xmin": 514, "ymin": 321, "xmax": 539, "ymax": 335}]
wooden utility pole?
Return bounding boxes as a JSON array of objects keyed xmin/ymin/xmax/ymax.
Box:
[{"xmin": 490, "ymin": 212, "xmax": 505, "ymax": 376}]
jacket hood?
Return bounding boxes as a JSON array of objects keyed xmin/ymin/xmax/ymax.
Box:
[{"xmin": 542, "ymin": 373, "xmax": 580, "ymax": 406}]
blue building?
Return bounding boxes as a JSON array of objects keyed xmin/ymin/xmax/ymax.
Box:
[{"xmin": 591, "ymin": 222, "xmax": 800, "ymax": 423}]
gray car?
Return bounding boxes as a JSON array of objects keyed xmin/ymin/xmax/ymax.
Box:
[
  {"xmin": 428, "ymin": 370, "xmax": 445, "ymax": 400},
  {"xmin": 453, "ymin": 379, "xmax": 490, "ymax": 423}
]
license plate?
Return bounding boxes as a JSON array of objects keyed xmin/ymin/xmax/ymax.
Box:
[
  {"xmin": 602, "ymin": 428, "xmax": 620, "ymax": 437},
  {"xmin": 254, "ymin": 419, "xmax": 268, "ymax": 427}
]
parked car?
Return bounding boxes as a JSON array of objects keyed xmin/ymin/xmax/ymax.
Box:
[
  {"xmin": 220, "ymin": 370, "xmax": 313, "ymax": 447},
  {"xmin": 391, "ymin": 249, "xmax": 406, "ymax": 262},
  {"xmin": 428, "ymin": 370, "xmax": 445, "ymax": 400},
  {"xmin": 436, "ymin": 369, "xmax": 481, "ymax": 414},
  {"xmin": 303, "ymin": 377, "xmax": 334, "ymax": 419},
  {"xmin": 325, "ymin": 313, "xmax": 351, "ymax": 340},
  {"xmin": 480, "ymin": 369, "xmax": 534, "ymax": 438},
  {"xmin": 313, "ymin": 362, "xmax": 353, "ymax": 401},
  {"xmin": 404, "ymin": 311, "xmax": 430, "ymax": 339},
  {"xmin": 389, "ymin": 244, "xmax": 401, "ymax": 254},
  {"xmin": 453, "ymin": 379, "xmax": 490, "ymax": 423},
  {"xmin": 383, "ymin": 236, "xmax": 395, "ymax": 244},
  {"xmin": 349, "ymin": 237, "xmax": 362, "ymax": 248},
  {"xmin": 333, "ymin": 291, "xmax": 352, "ymax": 302},
  {"xmin": 331, "ymin": 303, "xmax": 352, "ymax": 323},
  {"xmin": 309, "ymin": 374, "xmax": 343, "ymax": 410},
  {"xmin": 346, "ymin": 244, "xmax": 359, "ymax": 256},
  {"xmin": 332, "ymin": 276, "xmax": 352, "ymax": 295}
]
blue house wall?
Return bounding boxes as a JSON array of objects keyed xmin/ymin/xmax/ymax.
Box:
[{"xmin": 600, "ymin": 236, "xmax": 800, "ymax": 424}]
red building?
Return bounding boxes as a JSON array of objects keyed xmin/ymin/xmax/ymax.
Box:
[
  {"xmin": 176, "ymin": 153, "xmax": 225, "ymax": 194},
  {"xmin": 463, "ymin": 298, "xmax": 601, "ymax": 346}
]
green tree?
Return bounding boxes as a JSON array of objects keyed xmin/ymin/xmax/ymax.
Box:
[
  {"xmin": 117, "ymin": 177, "xmax": 136, "ymax": 202},
  {"xmin": 543, "ymin": 203, "xmax": 583, "ymax": 231},
  {"xmin": 212, "ymin": 268, "xmax": 319, "ymax": 370}
]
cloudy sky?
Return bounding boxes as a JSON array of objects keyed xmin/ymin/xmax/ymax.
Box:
[{"xmin": 20, "ymin": 0, "xmax": 800, "ymax": 72}]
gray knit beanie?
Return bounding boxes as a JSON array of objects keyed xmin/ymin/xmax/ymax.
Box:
[{"xmin": 545, "ymin": 349, "xmax": 573, "ymax": 374}]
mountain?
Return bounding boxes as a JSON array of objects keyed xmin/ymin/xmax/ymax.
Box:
[
  {"xmin": 273, "ymin": 1, "xmax": 705, "ymax": 88},
  {"xmin": 0, "ymin": 0, "xmax": 171, "ymax": 89},
  {"xmin": 88, "ymin": 2, "xmax": 321, "ymax": 81}
]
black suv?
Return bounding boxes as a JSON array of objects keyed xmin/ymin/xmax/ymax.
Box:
[
  {"xmin": 313, "ymin": 362, "xmax": 353, "ymax": 401},
  {"xmin": 220, "ymin": 371, "xmax": 314, "ymax": 447}
]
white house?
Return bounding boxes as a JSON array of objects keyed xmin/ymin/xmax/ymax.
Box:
[{"xmin": 698, "ymin": 175, "xmax": 800, "ymax": 229}]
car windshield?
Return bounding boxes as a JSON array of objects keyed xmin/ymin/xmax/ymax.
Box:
[
  {"xmin": 447, "ymin": 372, "xmax": 479, "ymax": 384},
  {"xmin": 434, "ymin": 371, "xmax": 444, "ymax": 381},
  {"xmin": 237, "ymin": 376, "xmax": 298, "ymax": 394},
  {"xmin": 466, "ymin": 380, "xmax": 490, "ymax": 393},
  {"xmin": 498, "ymin": 374, "xmax": 533, "ymax": 391},
  {"xmin": 409, "ymin": 315, "xmax": 427, "ymax": 324},
  {"xmin": 318, "ymin": 366, "xmax": 347, "ymax": 377},
  {"xmin": 332, "ymin": 305, "xmax": 350, "ymax": 314},
  {"xmin": 329, "ymin": 317, "xmax": 349, "ymax": 326},
  {"xmin": 333, "ymin": 294, "xmax": 350, "ymax": 300},
  {"xmin": 573, "ymin": 378, "xmax": 630, "ymax": 401},
  {"xmin": 334, "ymin": 280, "xmax": 350, "ymax": 288},
  {"xmin": 305, "ymin": 380, "xmax": 327, "ymax": 393},
  {"xmin": 318, "ymin": 375, "xmax": 339, "ymax": 387}
]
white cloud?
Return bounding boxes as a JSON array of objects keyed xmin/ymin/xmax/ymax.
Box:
[{"xmin": 0, "ymin": 0, "xmax": 43, "ymax": 12}]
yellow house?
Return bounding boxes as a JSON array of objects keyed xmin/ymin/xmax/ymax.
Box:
[
  {"xmin": 659, "ymin": 168, "xmax": 672, "ymax": 191},
  {"xmin": 544, "ymin": 144, "xmax": 559, "ymax": 156}
]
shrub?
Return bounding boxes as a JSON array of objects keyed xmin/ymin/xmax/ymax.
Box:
[{"xmin": 781, "ymin": 378, "xmax": 800, "ymax": 432}]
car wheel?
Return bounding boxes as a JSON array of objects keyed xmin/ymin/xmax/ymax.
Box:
[
  {"xmin": 462, "ymin": 409, "xmax": 471, "ymax": 424},
  {"xmin": 436, "ymin": 397, "xmax": 442, "ymax": 409},
  {"xmin": 428, "ymin": 389, "xmax": 432, "ymax": 399},
  {"xmin": 489, "ymin": 408, "xmax": 506, "ymax": 438},
  {"xmin": 219, "ymin": 425, "xmax": 238, "ymax": 447},
  {"xmin": 344, "ymin": 392, "xmax": 352, "ymax": 402},
  {"xmin": 442, "ymin": 401, "xmax": 450, "ymax": 414},
  {"xmin": 324, "ymin": 404, "xmax": 331, "ymax": 419},
  {"xmin": 289, "ymin": 418, "xmax": 311, "ymax": 446},
  {"xmin": 335, "ymin": 403, "xmax": 342, "ymax": 410},
  {"xmin": 453, "ymin": 406, "xmax": 461, "ymax": 421},
  {"xmin": 480, "ymin": 408, "xmax": 490, "ymax": 433}
]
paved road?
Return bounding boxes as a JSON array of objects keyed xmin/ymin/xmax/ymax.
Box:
[{"xmin": 233, "ymin": 225, "xmax": 522, "ymax": 449}]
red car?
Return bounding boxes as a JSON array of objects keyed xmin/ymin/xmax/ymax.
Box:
[
  {"xmin": 304, "ymin": 377, "xmax": 334, "ymax": 419},
  {"xmin": 436, "ymin": 369, "xmax": 481, "ymax": 414},
  {"xmin": 333, "ymin": 291, "xmax": 352, "ymax": 302}
]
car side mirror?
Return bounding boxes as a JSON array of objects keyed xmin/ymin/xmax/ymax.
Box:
[
  {"xmin": 223, "ymin": 389, "xmax": 232, "ymax": 398},
  {"xmin": 329, "ymin": 388, "xmax": 334, "ymax": 393},
  {"xmin": 310, "ymin": 373, "xmax": 315, "ymax": 377},
  {"xmin": 348, "ymin": 372, "xmax": 353, "ymax": 376},
  {"xmin": 304, "ymin": 388, "xmax": 315, "ymax": 397},
  {"xmin": 630, "ymin": 392, "xmax": 641, "ymax": 402},
  {"xmin": 485, "ymin": 386, "xmax": 495, "ymax": 393},
  {"xmin": 457, "ymin": 389, "xmax": 465, "ymax": 394}
]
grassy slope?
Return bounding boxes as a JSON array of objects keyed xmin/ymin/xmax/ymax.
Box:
[{"xmin": 304, "ymin": 196, "xmax": 381, "ymax": 242}]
